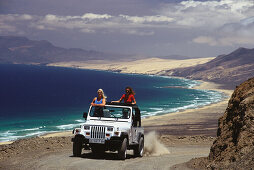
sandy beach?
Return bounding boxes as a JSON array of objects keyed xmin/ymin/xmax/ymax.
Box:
[
  {"xmin": 47, "ymin": 57, "xmax": 214, "ymax": 75},
  {"xmin": 0, "ymin": 58, "xmax": 234, "ymax": 169}
]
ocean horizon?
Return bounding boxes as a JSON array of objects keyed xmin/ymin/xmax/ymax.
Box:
[{"xmin": 0, "ymin": 64, "xmax": 224, "ymax": 142}]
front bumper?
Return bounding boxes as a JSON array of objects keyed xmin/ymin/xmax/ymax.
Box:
[{"xmin": 72, "ymin": 135, "xmax": 122, "ymax": 151}]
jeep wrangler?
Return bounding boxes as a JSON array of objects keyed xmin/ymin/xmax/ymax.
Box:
[{"xmin": 71, "ymin": 102, "xmax": 144, "ymax": 160}]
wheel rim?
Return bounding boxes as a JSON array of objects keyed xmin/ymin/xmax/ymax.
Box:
[
  {"xmin": 119, "ymin": 138, "xmax": 127, "ymax": 159},
  {"xmin": 140, "ymin": 143, "xmax": 144, "ymax": 156},
  {"xmin": 140, "ymin": 138, "xmax": 144, "ymax": 156},
  {"xmin": 124, "ymin": 148, "xmax": 127, "ymax": 158},
  {"xmin": 140, "ymin": 147, "xmax": 143, "ymax": 156}
]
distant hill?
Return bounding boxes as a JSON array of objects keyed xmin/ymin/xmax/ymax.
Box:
[
  {"xmin": 160, "ymin": 47, "xmax": 254, "ymax": 89},
  {"xmin": 0, "ymin": 36, "xmax": 123, "ymax": 64},
  {"xmin": 155, "ymin": 54, "xmax": 203, "ymax": 60},
  {"xmin": 156, "ymin": 54, "xmax": 195, "ymax": 60}
]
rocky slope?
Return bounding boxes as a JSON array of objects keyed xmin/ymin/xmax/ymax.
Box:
[
  {"xmin": 187, "ymin": 77, "xmax": 254, "ymax": 169},
  {"xmin": 161, "ymin": 48, "xmax": 254, "ymax": 89}
]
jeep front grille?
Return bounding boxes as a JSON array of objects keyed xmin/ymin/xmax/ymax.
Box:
[{"xmin": 91, "ymin": 126, "xmax": 106, "ymax": 139}]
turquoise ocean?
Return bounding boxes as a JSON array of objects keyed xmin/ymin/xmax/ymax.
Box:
[{"xmin": 0, "ymin": 64, "xmax": 224, "ymax": 142}]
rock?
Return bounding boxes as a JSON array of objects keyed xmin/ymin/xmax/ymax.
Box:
[
  {"xmin": 208, "ymin": 77, "xmax": 254, "ymax": 167},
  {"xmin": 186, "ymin": 77, "xmax": 254, "ymax": 169}
]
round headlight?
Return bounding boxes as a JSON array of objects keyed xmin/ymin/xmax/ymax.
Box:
[
  {"xmin": 84, "ymin": 126, "xmax": 90, "ymax": 130},
  {"xmin": 107, "ymin": 127, "xmax": 113, "ymax": 131}
]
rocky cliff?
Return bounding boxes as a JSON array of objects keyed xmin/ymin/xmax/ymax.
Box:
[
  {"xmin": 208, "ymin": 77, "xmax": 254, "ymax": 168},
  {"xmin": 187, "ymin": 77, "xmax": 254, "ymax": 169}
]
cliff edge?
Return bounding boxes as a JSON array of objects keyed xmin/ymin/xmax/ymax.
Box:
[{"xmin": 186, "ymin": 77, "xmax": 254, "ymax": 169}]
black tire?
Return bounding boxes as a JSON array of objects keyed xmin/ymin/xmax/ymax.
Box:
[
  {"xmin": 134, "ymin": 136, "xmax": 144, "ymax": 157},
  {"xmin": 73, "ymin": 136, "xmax": 83, "ymax": 157},
  {"xmin": 118, "ymin": 138, "xmax": 127, "ymax": 160}
]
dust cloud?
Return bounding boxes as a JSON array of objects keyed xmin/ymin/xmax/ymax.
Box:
[{"xmin": 144, "ymin": 131, "xmax": 170, "ymax": 156}]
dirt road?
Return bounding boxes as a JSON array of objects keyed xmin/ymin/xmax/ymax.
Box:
[{"xmin": 20, "ymin": 145, "xmax": 208, "ymax": 170}]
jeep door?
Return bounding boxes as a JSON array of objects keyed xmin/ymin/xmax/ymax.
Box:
[{"xmin": 131, "ymin": 108, "xmax": 139, "ymax": 144}]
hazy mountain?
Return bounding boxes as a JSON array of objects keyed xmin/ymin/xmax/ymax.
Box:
[
  {"xmin": 156, "ymin": 54, "xmax": 200, "ymax": 60},
  {"xmin": 160, "ymin": 47, "xmax": 254, "ymax": 89},
  {"xmin": 0, "ymin": 36, "xmax": 125, "ymax": 64}
]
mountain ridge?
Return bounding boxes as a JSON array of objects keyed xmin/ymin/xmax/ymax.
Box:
[
  {"xmin": 160, "ymin": 47, "xmax": 254, "ymax": 89},
  {"xmin": 0, "ymin": 36, "xmax": 123, "ymax": 64},
  {"xmin": 0, "ymin": 36, "xmax": 215, "ymax": 65}
]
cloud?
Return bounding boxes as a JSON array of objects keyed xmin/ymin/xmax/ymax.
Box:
[
  {"xmin": 80, "ymin": 28, "xmax": 95, "ymax": 33},
  {"xmin": 0, "ymin": 14, "xmax": 33, "ymax": 21},
  {"xmin": 193, "ymin": 30, "xmax": 254, "ymax": 46},
  {"xmin": 166, "ymin": 0, "xmax": 254, "ymax": 47},
  {"xmin": 193, "ymin": 35, "xmax": 254, "ymax": 46},
  {"xmin": 193, "ymin": 36, "xmax": 217, "ymax": 46},
  {"xmin": 0, "ymin": 24, "xmax": 16, "ymax": 33},
  {"xmin": 0, "ymin": 0, "xmax": 254, "ymax": 56},
  {"xmin": 119, "ymin": 15, "xmax": 174, "ymax": 24},
  {"xmin": 1, "ymin": 0, "xmax": 253, "ymax": 35},
  {"xmin": 158, "ymin": 0, "xmax": 254, "ymax": 28},
  {"xmin": 193, "ymin": 15, "xmax": 254, "ymax": 46},
  {"xmin": 124, "ymin": 29, "xmax": 154, "ymax": 36},
  {"xmin": 0, "ymin": 13, "xmax": 174, "ymax": 35},
  {"xmin": 19, "ymin": 14, "xmax": 33, "ymax": 20},
  {"xmin": 219, "ymin": 36, "xmax": 254, "ymax": 46},
  {"xmin": 81, "ymin": 13, "xmax": 112, "ymax": 20}
]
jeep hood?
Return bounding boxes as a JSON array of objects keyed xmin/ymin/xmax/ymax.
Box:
[{"xmin": 84, "ymin": 119, "xmax": 131, "ymax": 130}]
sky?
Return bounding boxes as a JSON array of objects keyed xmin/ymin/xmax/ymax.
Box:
[{"xmin": 0, "ymin": 0, "xmax": 254, "ymax": 58}]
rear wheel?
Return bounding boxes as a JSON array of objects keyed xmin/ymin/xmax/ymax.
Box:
[
  {"xmin": 118, "ymin": 138, "xmax": 127, "ymax": 160},
  {"xmin": 73, "ymin": 136, "xmax": 83, "ymax": 157},
  {"xmin": 134, "ymin": 136, "xmax": 144, "ymax": 157}
]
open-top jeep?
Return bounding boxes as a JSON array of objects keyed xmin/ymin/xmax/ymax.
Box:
[{"xmin": 72, "ymin": 102, "xmax": 144, "ymax": 160}]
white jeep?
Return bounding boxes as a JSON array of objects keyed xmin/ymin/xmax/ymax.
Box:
[{"xmin": 72, "ymin": 102, "xmax": 144, "ymax": 160}]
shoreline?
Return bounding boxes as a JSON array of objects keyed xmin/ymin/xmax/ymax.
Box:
[
  {"xmin": 0, "ymin": 61, "xmax": 235, "ymax": 169},
  {"xmin": 0, "ymin": 59, "xmax": 233, "ymax": 145},
  {"xmin": 142, "ymin": 80, "xmax": 232, "ymax": 127},
  {"xmin": 0, "ymin": 76, "xmax": 233, "ymax": 146}
]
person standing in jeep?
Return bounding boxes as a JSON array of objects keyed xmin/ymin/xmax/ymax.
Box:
[
  {"xmin": 113, "ymin": 87, "xmax": 136, "ymax": 104},
  {"xmin": 91, "ymin": 89, "xmax": 106, "ymax": 117},
  {"xmin": 91, "ymin": 89, "xmax": 106, "ymax": 107}
]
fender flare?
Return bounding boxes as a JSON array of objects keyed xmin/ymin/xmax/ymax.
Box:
[
  {"xmin": 120, "ymin": 132, "xmax": 129, "ymax": 143},
  {"xmin": 73, "ymin": 134, "xmax": 85, "ymax": 142},
  {"xmin": 137, "ymin": 132, "xmax": 144, "ymax": 142}
]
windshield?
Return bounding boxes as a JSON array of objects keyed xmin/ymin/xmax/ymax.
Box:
[{"xmin": 89, "ymin": 106, "xmax": 131, "ymax": 119}]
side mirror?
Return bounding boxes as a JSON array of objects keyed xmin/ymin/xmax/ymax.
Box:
[{"xmin": 83, "ymin": 112, "xmax": 88, "ymax": 119}]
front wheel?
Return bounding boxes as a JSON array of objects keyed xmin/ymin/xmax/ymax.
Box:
[
  {"xmin": 134, "ymin": 136, "xmax": 144, "ymax": 157},
  {"xmin": 118, "ymin": 138, "xmax": 127, "ymax": 160},
  {"xmin": 73, "ymin": 136, "xmax": 83, "ymax": 157}
]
